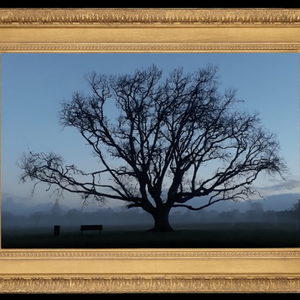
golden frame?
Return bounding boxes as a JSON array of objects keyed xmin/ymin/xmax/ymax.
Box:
[{"xmin": 0, "ymin": 8, "xmax": 300, "ymax": 293}]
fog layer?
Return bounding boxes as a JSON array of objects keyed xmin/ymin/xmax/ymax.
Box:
[{"xmin": 2, "ymin": 193, "xmax": 299, "ymax": 231}]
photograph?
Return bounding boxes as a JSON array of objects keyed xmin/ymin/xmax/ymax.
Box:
[{"xmin": 1, "ymin": 53, "xmax": 299, "ymax": 248}]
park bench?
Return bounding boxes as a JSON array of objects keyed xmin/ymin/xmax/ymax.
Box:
[{"xmin": 80, "ymin": 225, "xmax": 103, "ymax": 234}]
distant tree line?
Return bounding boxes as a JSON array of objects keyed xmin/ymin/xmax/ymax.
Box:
[{"xmin": 2, "ymin": 201, "xmax": 299, "ymax": 230}]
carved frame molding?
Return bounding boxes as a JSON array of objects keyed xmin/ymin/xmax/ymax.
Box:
[
  {"xmin": 1, "ymin": 8, "xmax": 300, "ymax": 26},
  {"xmin": 1, "ymin": 276, "xmax": 300, "ymax": 293},
  {"xmin": 0, "ymin": 8, "xmax": 299, "ymax": 293}
]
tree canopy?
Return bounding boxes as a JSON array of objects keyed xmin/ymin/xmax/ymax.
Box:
[{"xmin": 19, "ymin": 64, "xmax": 287, "ymax": 231}]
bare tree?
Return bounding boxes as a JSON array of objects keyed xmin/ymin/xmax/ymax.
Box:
[{"xmin": 19, "ymin": 64, "xmax": 287, "ymax": 231}]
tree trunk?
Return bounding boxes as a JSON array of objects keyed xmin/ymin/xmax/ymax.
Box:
[{"xmin": 148, "ymin": 205, "xmax": 174, "ymax": 232}]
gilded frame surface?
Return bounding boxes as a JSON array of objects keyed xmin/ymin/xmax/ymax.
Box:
[{"xmin": 0, "ymin": 8, "xmax": 300, "ymax": 293}]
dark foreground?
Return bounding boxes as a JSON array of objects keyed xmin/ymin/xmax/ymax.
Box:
[{"xmin": 2, "ymin": 222, "xmax": 299, "ymax": 248}]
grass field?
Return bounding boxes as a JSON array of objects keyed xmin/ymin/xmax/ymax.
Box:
[{"xmin": 2, "ymin": 222, "xmax": 299, "ymax": 248}]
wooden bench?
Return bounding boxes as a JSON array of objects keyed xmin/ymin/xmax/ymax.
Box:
[{"xmin": 80, "ymin": 225, "xmax": 103, "ymax": 234}]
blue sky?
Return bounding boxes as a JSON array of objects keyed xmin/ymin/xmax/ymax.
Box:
[{"xmin": 1, "ymin": 53, "xmax": 299, "ymax": 211}]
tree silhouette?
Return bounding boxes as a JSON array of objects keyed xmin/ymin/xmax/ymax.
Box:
[{"xmin": 18, "ymin": 64, "xmax": 287, "ymax": 231}]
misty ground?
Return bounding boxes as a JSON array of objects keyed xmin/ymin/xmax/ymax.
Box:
[
  {"xmin": 2, "ymin": 222, "xmax": 299, "ymax": 248},
  {"xmin": 2, "ymin": 197, "xmax": 299, "ymax": 248}
]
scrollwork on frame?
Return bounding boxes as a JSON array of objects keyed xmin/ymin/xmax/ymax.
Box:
[
  {"xmin": 1, "ymin": 276, "xmax": 300, "ymax": 293},
  {"xmin": 1, "ymin": 8, "xmax": 300, "ymax": 26}
]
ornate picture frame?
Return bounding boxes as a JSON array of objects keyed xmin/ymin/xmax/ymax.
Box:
[{"xmin": 0, "ymin": 8, "xmax": 299, "ymax": 293}]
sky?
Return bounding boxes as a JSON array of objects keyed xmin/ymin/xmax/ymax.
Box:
[{"xmin": 1, "ymin": 53, "xmax": 299, "ymax": 213}]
